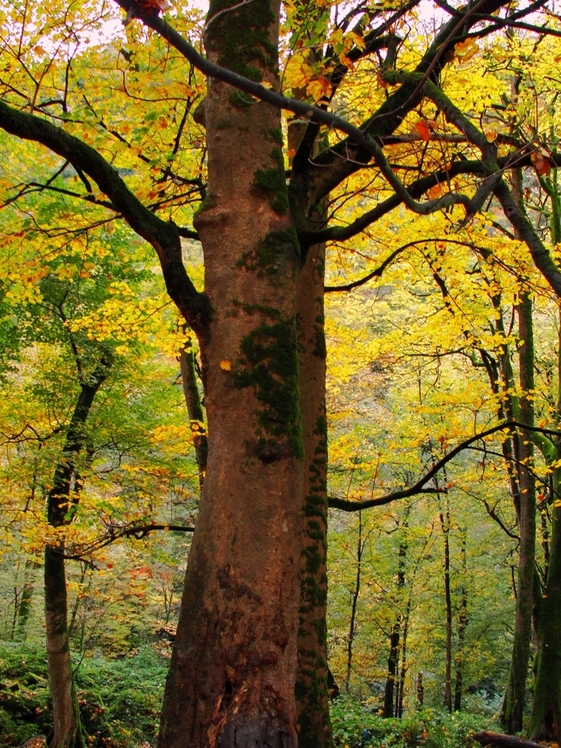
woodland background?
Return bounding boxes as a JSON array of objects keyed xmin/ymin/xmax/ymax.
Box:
[{"xmin": 0, "ymin": 0, "xmax": 560, "ymax": 744}]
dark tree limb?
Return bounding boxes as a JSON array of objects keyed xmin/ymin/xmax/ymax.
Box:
[
  {"xmin": 474, "ymin": 732, "xmax": 545, "ymax": 748},
  {"xmin": 61, "ymin": 523, "xmax": 196, "ymax": 560},
  {"xmin": 0, "ymin": 100, "xmax": 211, "ymax": 339},
  {"xmin": 329, "ymin": 421, "xmax": 561, "ymax": 511}
]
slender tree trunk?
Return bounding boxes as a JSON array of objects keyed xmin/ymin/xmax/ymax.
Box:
[
  {"xmin": 502, "ymin": 290, "xmax": 536, "ymax": 733},
  {"xmin": 179, "ymin": 338, "xmax": 208, "ymax": 490},
  {"xmin": 397, "ymin": 522, "xmax": 429, "ymax": 718},
  {"xmin": 438, "ymin": 489, "xmax": 453, "ymax": 713},
  {"xmin": 384, "ymin": 619, "xmax": 401, "ymax": 717},
  {"xmin": 45, "ymin": 353, "xmax": 111, "ymax": 748},
  {"xmin": 14, "ymin": 560, "xmax": 39, "ymax": 641},
  {"xmin": 453, "ymin": 530, "xmax": 468, "ymax": 712},
  {"xmin": 530, "ymin": 482, "xmax": 561, "ymax": 741},
  {"xmin": 344, "ymin": 510, "xmax": 363, "ymax": 693},
  {"xmin": 416, "ymin": 673, "xmax": 424, "ymax": 708},
  {"xmin": 294, "ymin": 238, "xmax": 332, "ymax": 747},
  {"xmin": 530, "ymin": 306, "xmax": 561, "ymax": 741},
  {"xmin": 397, "ymin": 603, "xmax": 410, "ymax": 718},
  {"xmin": 67, "ymin": 563, "xmax": 90, "ymax": 643},
  {"xmin": 384, "ymin": 509, "xmax": 408, "ymax": 718},
  {"xmin": 158, "ymin": 0, "xmax": 305, "ymax": 743}
]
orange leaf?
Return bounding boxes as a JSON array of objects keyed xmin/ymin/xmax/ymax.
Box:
[
  {"xmin": 428, "ymin": 183, "xmax": 445, "ymax": 199},
  {"xmin": 137, "ymin": 0, "xmax": 171, "ymax": 13},
  {"xmin": 532, "ymin": 150, "xmax": 552, "ymax": 176},
  {"xmin": 415, "ymin": 120, "xmax": 431, "ymax": 140}
]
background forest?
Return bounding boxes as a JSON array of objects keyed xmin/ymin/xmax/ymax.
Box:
[{"xmin": 0, "ymin": 0, "xmax": 561, "ymax": 745}]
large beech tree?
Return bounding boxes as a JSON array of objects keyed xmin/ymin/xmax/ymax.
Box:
[{"xmin": 2, "ymin": 0, "xmax": 561, "ymax": 744}]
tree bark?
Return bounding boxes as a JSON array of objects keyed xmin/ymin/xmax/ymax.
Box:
[
  {"xmin": 384, "ymin": 508, "xmax": 408, "ymax": 718},
  {"xmin": 453, "ymin": 530, "xmax": 468, "ymax": 712},
  {"xmin": 45, "ymin": 353, "xmax": 111, "ymax": 748},
  {"xmin": 530, "ymin": 491, "xmax": 561, "ymax": 741},
  {"xmin": 295, "ymin": 238, "xmax": 332, "ymax": 747},
  {"xmin": 502, "ymin": 291, "xmax": 536, "ymax": 734},
  {"xmin": 157, "ymin": 0, "xmax": 305, "ymax": 743},
  {"xmin": 344, "ymin": 510, "xmax": 363, "ymax": 693},
  {"xmin": 45, "ymin": 547, "xmax": 81, "ymax": 748},
  {"xmin": 530, "ymin": 315, "xmax": 561, "ymax": 742},
  {"xmin": 179, "ymin": 338, "xmax": 208, "ymax": 490},
  {"xmin": 384, "ymin": 619, "xmax": 401, "ymax": 717},
  {"xmin": 438, "ymin": 488, "xmax": 453, "ymax": 713},
  {"xmin": 474, "ymin": 731, "xmax": 544, "ymax": 748}
]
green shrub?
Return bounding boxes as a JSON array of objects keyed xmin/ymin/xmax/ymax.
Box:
[
  {"xmin": 0, "ymin": 642, "xmax": 168, "ymax": 747},
  {"xmin": 76, "ymin": 646, "xmax": 168, "ymax": 747},
  {"xmin": 330, "ymin": 696, "xmax": 493, "ymax": 748},
  {"xmin": 0, "ymin": 642, "xmax": 51, "ymax": 746}
]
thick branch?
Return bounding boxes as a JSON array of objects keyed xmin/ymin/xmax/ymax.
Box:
[
  {"xmin": 474, "ymin": 732, "xmax": 545, "ymax": 748},
  {"xmin": 114, "ymin": 0, "xmax": 503, "ymax": 224},
  {"xmin": 494, "ymin": 179, "xmax": 561, "ymax": 298},
  {"xmin": 0, "ymin": 100, "xmax": 210, "ymax": 337}
]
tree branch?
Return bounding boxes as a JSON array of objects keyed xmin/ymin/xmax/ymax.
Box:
[
  {"xmin": 0, "ymin": 100, "xmax": 211, "ymax": 338},
  {"xmin": 328, "ymin": 421, "xmax": 561, "ymax": 512},
  {"xmin": 474, "ymin": 732, "xmax": 545, "ymax": 748},
  {"xmin": 62, "ymin": 522, "xmax": 195, "ymax": 559}
]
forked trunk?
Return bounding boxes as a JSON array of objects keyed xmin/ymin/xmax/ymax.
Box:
[{"xmin": 158, "ymin": 0, "xmax": 305, "ymax": 744}]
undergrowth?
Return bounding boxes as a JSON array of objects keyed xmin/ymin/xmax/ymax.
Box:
[
  {"xmin": 1, "ymin": 642, "xmax": 494, "ymax": 748},
  {"xmin": 331, "ymin": 697, "xmax": 493, "ymax": 748},
  {"xmin": 0, "ymin": 642, "xmax": 167, "ymax": 747}
]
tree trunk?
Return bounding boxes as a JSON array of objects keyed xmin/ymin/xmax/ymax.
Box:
[
  {"xmin": 384, "ymin": 509, "xmax": 408, "ymax": 718},
  {"xmin": 344, "ymin": 510, "xmax": 363, "ymax": 693},
  {"xmin": 416, "ymin": 672, "xmax": 424, "ymax": 708},
  {"xmin": 502, "ymin": 291, "xmax": 536, "ymax": 734},
  {"xmin": 396, "ymin": 605, "xmax": 409, "ymax": 718},
  {"xmin": 45, "ymin": 353, "xmax": 111, "ymax": 748},
  {"xmin": 294, "ymin": 238, "xmax": 332, "ymax": 747},
  {"xmin": 157, "ymin": 0, "xmax": 305, "ymax": 743},
  {"xmin": 15, "ymin": 560, "xmax": 39, "ymax": 641},
  {"xmin": 453, "ymin": 530, "xmax": 468, "ymax": 712},
  {"xmin": 384, "ymin": 619, "xmax": 401, "ymax": 717},
  {"xmin": 530, "ymin": 314, "xmax": 561, "ymax": 741},
  {"xmin": 45, "ymin": 546, "xmax": 82, "ymax": 748},
  {"xmin": 179, "ymin": 338, "xmax": 208, "ymax": 490},
  {"xmin": 530, "ymin": 490, "xmax": 561, "ymax": 741},
  {"xmin": 438, "ymin": 489, "xmax": 453, "ymax": 713}
]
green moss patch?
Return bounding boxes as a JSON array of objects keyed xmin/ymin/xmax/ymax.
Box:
[
  {"xmin": 205, "ymin": 0, "xmax": 277, "ymax": 81},
  {"xmin": 234, "ymin": 317, "xmax": 303, "ymax": 459},
  {"xmin": 238, "ymin": 229, "xmax": 299, "ymax": 284}
]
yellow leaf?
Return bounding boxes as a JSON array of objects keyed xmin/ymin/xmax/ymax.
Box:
[
  {"xmin": 220, "ymin": 360, "xmax": 232, "ymax": 371},
  {"xmin": 306, "ymin": 76, "xmax": 332, "ymax": 102}
]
